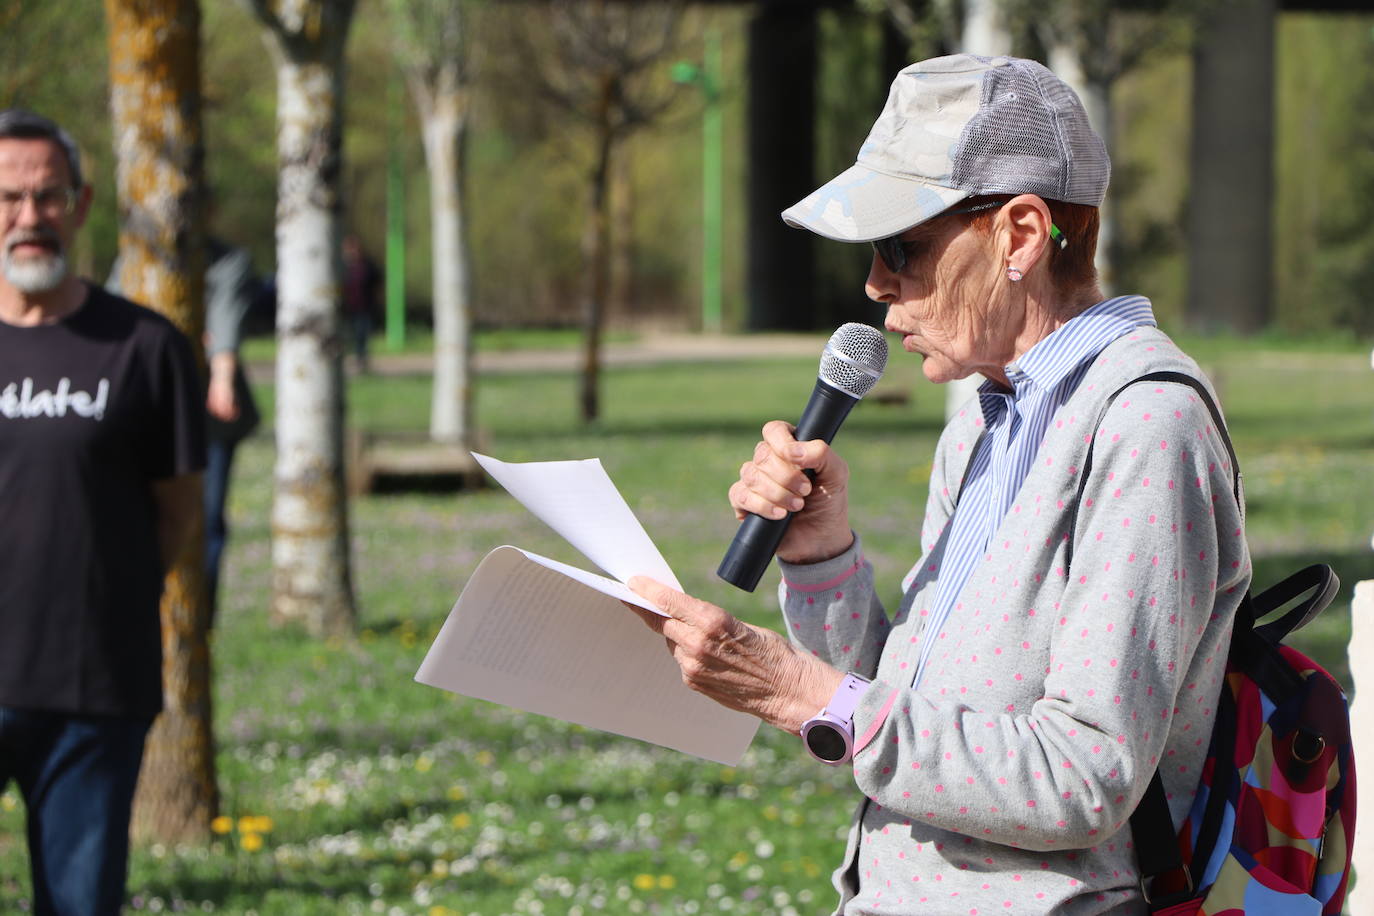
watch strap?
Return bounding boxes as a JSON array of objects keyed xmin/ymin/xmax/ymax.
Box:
[{"xmin": 824, "ymin": 673, "xmax": 870, "ymax": 721}]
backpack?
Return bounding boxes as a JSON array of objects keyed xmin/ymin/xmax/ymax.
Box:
[{"xmin": 1072, "ymin": 371, "xmax": 1356, "ymax": 915}]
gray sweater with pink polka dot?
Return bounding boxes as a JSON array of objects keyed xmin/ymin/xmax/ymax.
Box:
[{"xmin": 777, "ymin": 328, "xmax": 1249, "ymax": 915}]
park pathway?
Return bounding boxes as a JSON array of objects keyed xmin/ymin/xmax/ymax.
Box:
[{"xmin": 246, "ymin": 331, "xmax": 827, "ymax": 383}]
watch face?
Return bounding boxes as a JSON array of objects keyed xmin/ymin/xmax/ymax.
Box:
[{"xmin": 804, "ymin": 723, "xmax": 848, "ymax": 763}]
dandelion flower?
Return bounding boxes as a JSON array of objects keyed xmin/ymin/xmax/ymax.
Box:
[
  {"xmin": 210, "ymin": 816, "xmax": 233, "ymax": 835},
  {"xmin": 240, "ymin": 833, "xmax": 264, "ymax": 852},
  {"xmin": 632, "ymin": 874, "xmax": 656, "ymax": 891}
]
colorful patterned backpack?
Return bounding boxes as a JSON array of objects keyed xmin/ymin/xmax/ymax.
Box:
[
  {"xmin": 1131, "ymin": 562, "xmax": 1354, "ymax": 915},
  {"xmin": 1077, "ymin": 372, "xmax": 1357, "ymax": 915}
]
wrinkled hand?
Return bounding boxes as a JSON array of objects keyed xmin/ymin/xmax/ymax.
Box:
[
  {"xmin": 727, "ymin": 420, "xmax": 854, "ymax": 564},
  {"xmin": 626, "ymin": 576, "xmax": 843, "ymax": 734}
]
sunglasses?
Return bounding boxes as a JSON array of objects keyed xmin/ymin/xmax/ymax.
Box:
[{"xmin": 871, "ymin": 200, "xmax": 1069, "ymax": 274}]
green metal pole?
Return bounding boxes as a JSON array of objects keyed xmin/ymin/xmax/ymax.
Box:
[
  {"xmin": 702, "ymin": 29, "xmax": 723, "ymax": 334},
  {"xmin": 385, "ymin": 75, "xmax": 407, "ymax": 351}
]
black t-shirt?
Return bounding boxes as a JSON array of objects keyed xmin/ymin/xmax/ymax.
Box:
[{"xmin": 0, "ymin": 285, "xmax": 205, "ymax": 717}]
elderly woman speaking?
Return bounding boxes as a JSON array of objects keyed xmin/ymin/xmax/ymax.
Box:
[{"xmin": 629, "ymin": 54, "xmax": 1247, "ymax": 914}]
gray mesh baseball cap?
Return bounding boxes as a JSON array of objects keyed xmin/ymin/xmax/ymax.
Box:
[{"xmin": 782, "ymin": 54, "xmax": 1110, "ymax": 243}]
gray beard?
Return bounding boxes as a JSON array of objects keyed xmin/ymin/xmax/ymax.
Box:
[{"xmin": 2, "ymin": 249, "xmax": 69, "ymax": 294}]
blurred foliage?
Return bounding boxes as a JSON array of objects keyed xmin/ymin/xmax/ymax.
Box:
[
  {"xmin": 0, "ymin": 0, "xmax": 118, "ymax": 279},
  {"xmin": 0, "ymin": 3, "xmax": 1371, "ymax": 336},
  {"xmin": 1274, "ymin": 13, "xmax": 1374, "ymax": 336},
  {"xmin": 1110, "ymin": 20, "xmax": 1192, "ymax": 328},
  {"xmin": 813, "ymin": 8, "xmax": 894, "ymax": 326},
  {"xmin": 857, "ymin": 0, "xmax": 960, "ymax": 59}
]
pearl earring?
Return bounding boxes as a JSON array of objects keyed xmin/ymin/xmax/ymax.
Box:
[{"xmin": 1006, "ymin": 266, "xmax": 1023, "ymax": 282}]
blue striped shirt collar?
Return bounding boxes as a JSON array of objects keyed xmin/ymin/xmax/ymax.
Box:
[
  {"xmin": 977, "ymin": 295, "xmax": 1158, "ymax": 418},
  {"xmin": 915, "ymin": 294, "xmax": 1158, "ymax": 688}
]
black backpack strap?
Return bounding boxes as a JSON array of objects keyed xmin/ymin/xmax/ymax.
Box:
[
  {"xmin": 1069, "ymin": 372, "xmax": 1240, "ymax": 909},
  {"xmin": 1130, "ymin": 773, "xmax": 1195, "ymax": 908},
  {"xmin": 1131, "ymin": 672, "xmax": 1242, "ymax": 910},
  {"xmin": 1252, "ymin": 564, "xmax": 1340, "ymax": 643}
]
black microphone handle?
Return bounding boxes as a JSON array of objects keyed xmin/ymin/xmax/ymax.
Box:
[{"xmin": 716, "ymin": 380, "xmax": 860, "ymax": 592}]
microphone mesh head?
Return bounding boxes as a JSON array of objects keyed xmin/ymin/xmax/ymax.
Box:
[{"xmin": 819, "ymin": 322, "xmax": 888, "ymax": 398}]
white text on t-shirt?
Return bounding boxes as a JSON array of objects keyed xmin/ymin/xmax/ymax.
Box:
[{"xmin": 0, "ymin": 377, "xmax": 110, "ymax": 420}]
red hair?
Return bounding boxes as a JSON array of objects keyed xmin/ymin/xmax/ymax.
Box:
[{"xmin": 957, "ymin": 195, "xmax": 1100, "ymax": 296}]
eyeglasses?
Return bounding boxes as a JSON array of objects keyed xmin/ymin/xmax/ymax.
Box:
[
  {"xmin": 871, "ymin": 200, "xmax": 1069, "ymax": 275},
  {"xmin": 0, "ymin": 186, "xmax": 78, "ymax": 218}
]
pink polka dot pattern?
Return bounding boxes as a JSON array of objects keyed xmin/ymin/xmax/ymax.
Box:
[{"xmin": 776, "ymin": 328, "xmax": 1249, "ymax": 914}]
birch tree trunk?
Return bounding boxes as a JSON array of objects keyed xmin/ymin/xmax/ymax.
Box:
[
  {"xmin": 961, "ymin": 0, "xmax": 1013, "ymax": 55},
  {"xmin": 416, "ymin": 84, "xmax": 474, "ymax": 445},
  {"xmin": 387, "ymin": 0, "xmax": 476, "ymax": 446},
  {"xmin": 247, "ymin": 0, "xmax": 359, "ymax": 638},
  {"xmin": 104, "ymin": 0, "xmax": 218, "ymax": 844},
  {"xmin": 943, "ymin": 0, "xmax": 1013, "ymax": 421},
  {"xmin": 1045, "ymin": 41, "xmax": 1116, "ymax": 294}
]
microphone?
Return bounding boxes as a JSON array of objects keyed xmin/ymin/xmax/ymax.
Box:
[{"xmin": 717, "ymin": 322, "xmax": 889, "ymax": 592}]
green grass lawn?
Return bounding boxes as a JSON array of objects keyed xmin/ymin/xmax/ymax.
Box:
[
  {"xmin": 238, "ymin": 326, "xmax": 640, "ymax": 364},
  {"xmin": 1, "ymin": 330, "xmax": 1369, "ymax": 914}
]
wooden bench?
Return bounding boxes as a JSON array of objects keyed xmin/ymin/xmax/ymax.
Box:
[{"xmin": 347, "ymin": 430, "xmax": 485, "ymax": 495}]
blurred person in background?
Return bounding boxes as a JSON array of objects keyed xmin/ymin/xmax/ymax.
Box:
[
  {"xmin": 108, "ymin": 201, "xmax": 260, "ymax": 623},
  {"xmin": 341, "ymin": 232, "xmax": 382, "ymax": 373},
  {"xmin": 629, "ymin": 55, "xmax": 1248, "ymax": 915},
  {"xmin": 201, "ymin": 234, "xmax": 260, "ymax": 622},
  {"xmin": 0, "ymin": 108, "xmax": 204, "ymax": 915}
]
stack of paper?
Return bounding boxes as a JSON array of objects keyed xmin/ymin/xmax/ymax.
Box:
[{"xmin": 415, "ymin": 453, "xmax": 760, "ymax": 765}]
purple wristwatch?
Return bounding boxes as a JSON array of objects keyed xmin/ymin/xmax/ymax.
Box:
[{"xmin": 801, "ymin": 673, "xmax": 871, "ymax": 765}]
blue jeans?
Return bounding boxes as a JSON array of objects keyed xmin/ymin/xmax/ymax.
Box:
[
  {"xmin": 349, "ymin": 312, "xmax": 372, "ymax": 369},
  {"xmin": 0, "ymin": 707, "xmax": 151, "ymax": 915},
  {"xmin": 203, "ymin": 437, "xmax": 237, "ymax": 625}
]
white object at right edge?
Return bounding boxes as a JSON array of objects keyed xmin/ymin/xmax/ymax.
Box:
[{"xmin": 471, "ymin": 452, "xmax": 682, "ymax": 591}]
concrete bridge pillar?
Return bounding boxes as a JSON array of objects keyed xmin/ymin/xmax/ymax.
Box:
[
  {"xmin": 744, "ymin": 1, "xmax": 817, "ymax": 331},
  {"xmin": 1186, "ymin": 0, "xmax": 1276, "ymax": 333}
]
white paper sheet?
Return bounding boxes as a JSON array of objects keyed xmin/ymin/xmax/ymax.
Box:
[
  {"xmin": 518, "ymin": 549, "xmax": 667, "ymax": 617},
  {"xmin": 416, "ymin": 454, "xmax": 759, "ymax": 765},
  {"xmin": 415, "ymin": 546, "xmax": 758, "ymax": 765},
  {"xmin": 471, "ymin": 452, "xmax": 682, "ymax": 591}
]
